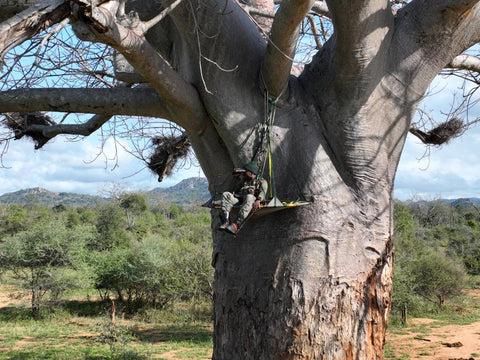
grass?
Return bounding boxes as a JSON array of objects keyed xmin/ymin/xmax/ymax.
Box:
[
  {"xmin": 0, "ymin": 289, "xmax": 213, "ymax": 360},
  {"xmin": 385, "ymin": 286, "xmax": 480, "ymax": 360},
  {"xmin": 2, "ymin": 276, "xmax": 480, "ymax": 359},
  {"xmin": 384, "ymin": 343, "xmax": 410, "ymax": 360},
  {"xmin": 0, "ymin": 315, "xmax": 213, "ymax": 360}
]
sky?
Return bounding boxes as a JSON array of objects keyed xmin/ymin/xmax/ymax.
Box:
[{"xmin": 0, "ymin": 76, "xmax": 479, "ymax": 201}]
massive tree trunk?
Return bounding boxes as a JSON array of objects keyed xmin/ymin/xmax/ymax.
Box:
[
  {"xmin": 211, "ymin": 75, "xmax": 396, "ymax": 359},
  {"xmin": 2, "ymin": 0, "xmax": 480, "ymax": 358}
]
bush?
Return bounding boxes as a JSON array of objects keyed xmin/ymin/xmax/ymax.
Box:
[
  {"xmin": 0, "ymin": 219, "xmax": 92, "ymax": 317},
  {"xmin": 93, "ymin": 203, "xmax": 129, "ymax": 251},
  {"xmin": 91, "ymin": 239, "xmax": 178, "ymax": 312},
  {"xmin": 410, "ymin": 251, "xmax": 466, "ymax": 308}
]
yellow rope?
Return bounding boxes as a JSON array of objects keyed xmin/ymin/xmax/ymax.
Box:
[{"xmin": 268, "ymin": 151, "xmax": 273, "ymax": 199}]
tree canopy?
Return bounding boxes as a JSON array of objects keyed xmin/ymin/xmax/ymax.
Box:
[{"xmin": 1, "ymin": 0, "xmax": 480, "ymax": 177}]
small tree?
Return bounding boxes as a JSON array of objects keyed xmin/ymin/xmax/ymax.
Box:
[
  {"xmin": 392, "ymin": 201, "xmax": 423, "ymax": 324},
  {"xmin": 119, "ymin": 193, "xmax": 148, "ymax": 229},
  {"xmin": 411, "ymin": 252, "xmax": 466, "ymax": 308},
  {"xmin": 93, "ymin": 202, "xmax": 129, "ymax": 251},
  {"xmin": 0, "ymin": 219, "xmax": 89, "ymax": 317},
  {"xmin": 0, "ymin": 205, "xmax": 28, "ymax": 236}
]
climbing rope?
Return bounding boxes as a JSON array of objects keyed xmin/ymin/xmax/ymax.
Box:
[{"xmin": 251, "ymin": 90, "xmax": 279, "ymax": 203}]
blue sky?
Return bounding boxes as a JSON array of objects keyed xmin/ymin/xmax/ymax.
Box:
[{"xmin": 1, "ymin": 76, "xmax": 479, "ymax": 200}]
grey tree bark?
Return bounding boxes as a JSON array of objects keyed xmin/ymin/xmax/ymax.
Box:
[{"xmin": 1, "ymin": 0, "xmax": 480, "ymax": 358}]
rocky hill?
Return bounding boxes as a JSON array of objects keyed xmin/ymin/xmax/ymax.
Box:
[
  {"xmin": 0, "ymin": 187, "xmax": 107, "ymax": 207},
  {"xmin": 0, "ymin": 178, "xmax": 210, "ymax": 207},
  {"xmin": 444, "ymin": 198, "xmax": 480, "ymax": 206},
  {"xmin": 1, "ymin": 180, "xmax": 478, "ymax": 209},
  {"xmin": 146, "ymin": 177, "xmax": 210, "ymax": 205}
]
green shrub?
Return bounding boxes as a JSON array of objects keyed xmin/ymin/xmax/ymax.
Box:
[{"xmin": 0, "ymin": 219, "xmax": 92, "ymax": 317}]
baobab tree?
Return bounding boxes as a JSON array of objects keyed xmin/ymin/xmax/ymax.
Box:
[{"xmin": 1, "ymin": 0, "xmax": 480, "ymax": 358}]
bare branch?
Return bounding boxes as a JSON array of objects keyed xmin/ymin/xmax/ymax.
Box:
[
  {"xmin": 71, "ymin": 0, "xmax": 209, "ymax": 133},
  {"xmin": 3, "ymin": 111, "xmax": 112, "ymax": 148},
  {"xmin": 306, "ymin": 14, "xmax": 322, "ymax": 50},
  {"xmin": 448, "ymin": 54, "xmax": 480, "ymax": 72},
  {"xmin": 261, "ymin": 0, "xmax": 316, "ymax": 99},
  {"xmin": 0, "ymin": 87, "xmax": 171, "ymax": 118},
  {"xmin": 0, "ymin": 0, "xmax": 70, "ymax": 66},
  {"xmin": 142, "ymin": 0, "xmax": 183, "ymax": 33}
]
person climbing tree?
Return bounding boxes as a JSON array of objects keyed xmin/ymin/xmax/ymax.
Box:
[{"xmin": 219, "ymin": 161, "xmax": 268, "ymax": 235}]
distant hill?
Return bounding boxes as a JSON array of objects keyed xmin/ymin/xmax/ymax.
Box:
[
  {"xmin": 146, "ymin": 177, "xmax": 210, "ymax": 206},
  {"xmin": 3, "ymin": 180, "xmax": 477, "ymax": 209},
  {"xmin": 0, "ymin": 187, "xmax": 107, "ymax": 207},
  {"xmin": 0, "ymin": 177, "xmax": 210, "ymax": 207},
  {"xmin": 443, "ymin": 198, "xmax": 480, "ymax": 207}
]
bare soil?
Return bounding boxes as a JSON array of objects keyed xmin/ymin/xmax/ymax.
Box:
[
  {"xmin": 386, "ymin": 290, "xmax": 480, "ymax": 360},
  {"xmin": 386, "ymin": 318, "xmax": 480, "ymax": 360},
  {"xmin": 0, "ymin": 285, "xmax": 30, "ymax": 307}
]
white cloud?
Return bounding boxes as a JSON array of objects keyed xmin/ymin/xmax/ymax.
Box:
[
  {"xmin": 0, "ymin": 135, "xmax": 202, "ymax": 196},
  {"xmin": 392, "ymin": 71, "xmax": 480, "ymax": 200},
  {"xmin": 395, "ymin": 124, "xmax": 480, "ymax": 200}
]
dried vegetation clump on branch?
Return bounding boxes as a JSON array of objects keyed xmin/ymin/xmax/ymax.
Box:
[
  {"xmin": 409, "ymin": 117, "xmax": 464, "ymax": 146},
  {"xmin": 148, "ymin": 134, "xmax": 191, "ymax": 182},
  {"xmin": 4, "ymin": 112, "xmax": 56, "ymax": 149}
]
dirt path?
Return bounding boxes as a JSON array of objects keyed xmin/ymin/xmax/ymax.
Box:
[
  {"xmin": 0, "ymin": 285, "xmax": 29, "ymax": 307},
  {"xmin": 387, "ymin": 318, "xmax": 480, "ymax": 360},
  {"xmin": 386, "ymin": 290, "xmax": 480, "ymax": 360}
]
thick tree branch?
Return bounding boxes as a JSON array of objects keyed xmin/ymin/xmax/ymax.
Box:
[
  {"xmin": 418, "ymin": 0, "xmax": 480, "ymax": 46},
  {"xmin": 71, "ymin": 0, "xmax": 209, "ymax": 134},
  {"xmin": 311, "ymin": 1, "xmax": 330, "ymax": 17},
  {"xmin": 327, "ymin": 0, "xmax": 393, "ymax": 92},
  {"xmin": 274, "ymin": 0, "xmax": 329, "ymax": 17},
  {"xmin": 448, "ymin": 54, "xmax": 480, "ymax": 72},
  {"xmin": 36, "ymin": 114, "xmax": 112, "ymax": 137},
  {"xmin": 0, "ymin": 0, "xmax": 70, "ymax": 66},
  {"xmin": 261, "ymin": 0, "xmax": 316, "ymax": 99},
  {"xmin": 385, "ymin": 1, "xmax": 480, "ymax": 110},
  {"xmin": 0, "ymin": 88, "xmax": 171, "ymax": 118},
  {"xmin": 142, "ymin": 0, "xmax": 183, "ymax": 32}
]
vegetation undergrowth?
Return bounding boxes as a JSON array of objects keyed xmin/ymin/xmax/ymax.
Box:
[
  {"xmin": 0, "ymin": 293, "xmax": 213, "ymax": 360},
  {"xmin": 1, "ymin": 195, "xmax": 480, "ymax": 358}
]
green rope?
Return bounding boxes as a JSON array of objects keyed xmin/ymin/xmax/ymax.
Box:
[
  {"xmin": 264, "ymin": 93, "xmax": 277, "ymax": 202},
  {"xmin": 250, "ymin": 90, "xmax": 279, "ymax": 203}
]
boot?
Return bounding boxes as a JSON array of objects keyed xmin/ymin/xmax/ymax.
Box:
[
  {"xmin": 224, "ymin": 222, "xmax": 238, "ymax": 235},
  {"xmin": 218, "ymin": 210, "xmax": 230, "ymax": 230}
]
